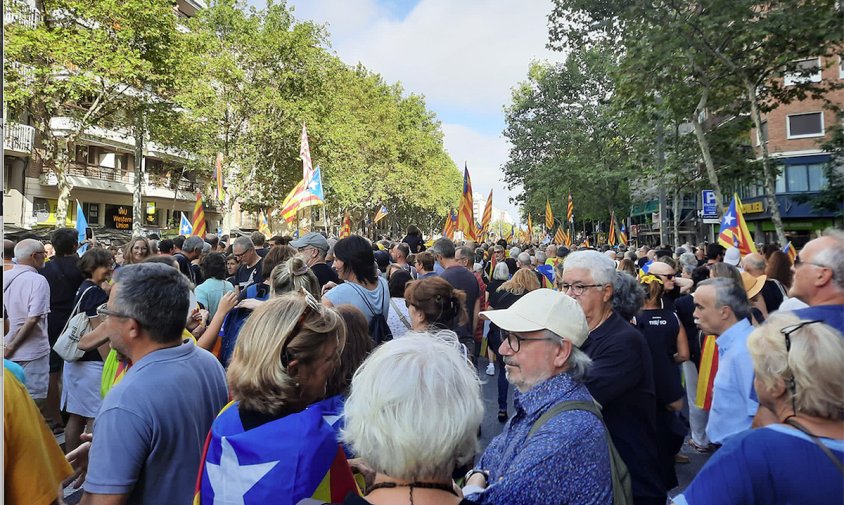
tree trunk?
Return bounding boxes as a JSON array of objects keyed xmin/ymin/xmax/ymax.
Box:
[
  {"xmin": 745, "ymin": 80, "xmax": 787, "ymax": 246},
  {"xmin": 132, "ymin": 112, "xmax": 145, "ymax": 235},
  {"xmin": 691, "ymin": 87, "xmax": 725, "ymax": 214},
  {"xmin": 53, "ymin": 138, "xmax": 73, "ymax": 227},
  {"xmin": 673, "ymin": 185, "xmax": 681, "ymax": 248}
]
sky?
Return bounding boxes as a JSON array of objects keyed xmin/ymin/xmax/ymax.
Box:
[{"xmin": 248, "ymin": 0, "xmax": 566, "ymax": 222}]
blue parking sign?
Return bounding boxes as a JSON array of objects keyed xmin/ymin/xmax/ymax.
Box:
[{"xmin": 702, "ymin": 190, "xmax": 717, "ymax": 217}]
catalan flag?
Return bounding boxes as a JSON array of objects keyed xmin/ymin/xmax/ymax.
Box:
[
  {"xmin": 554, "ymin": 226, "xmax": 566, "ymax": 245},
  {"xmin": 373, "ymin": 205, "xmax": 388, "ymax": 224},
  {"xmin": 258, "ymin": 210, "xmax": 271, "ymax": 236},
  {"xmin": 339, "ymin": 211, "xmax": 351, "ymax": 239},
  {"xmin": 718, "ymin": 193, "xmax": 757, "ymax": 256},
  {"xmin": 782, "ymin": 241, "xmax": 796, "ymax": 264},
  {"xmin": 443, "ymin": 209, "xmax": 457, "ymax": 239},
  {"xmin": 582, "ymin": 237, "xmax": 590, "ymax": 248},
  {"xmin": 457, "ymin": 164, "xmax": 477, "ymax": 241},
  {"xmin": 695, "ymin": 335, "xmax": 719, "ymax": 410},
  {"xmin": 526, "ymin": 215, "xmax": 533, "ymax": 242},
  {"xmin": 192, "ymin": 192, "xmax": 207, "ymax": 237},
  {"xmin": 281, "ymin": 167, "xmax": 325, "ymax": 223},
  {"xmin": 214, "ymin": 152, "xmax": 225, "ymax": 202},
  {"xmin": 567, "ymin": 193, "xmax": 574, "ymax": 223},
  {"xmin": 195, "ymin": 401, "xmax": 359, "ymax": 505},
  {"xmin": 545, "ymin": 198, "xmax": 554, "ymax": 230},
  {"xmin": 505, "ymin": 224, "xmax": 514, "ymax": 243},
  {"xmin": 607, "ymin": 211, "xmax": 617, "ymax": 246},
  {"xmin": 480, "ymin": 189, "xmax": 493, "ymax": 239},
  {"xmin": 619, "ymin": 221, "xmax": 628, "ymax": 246}
]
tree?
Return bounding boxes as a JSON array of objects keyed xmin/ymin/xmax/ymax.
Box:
[{"xmin": 5, "ymin": 0, "xmax": 185, "ymax": 227}]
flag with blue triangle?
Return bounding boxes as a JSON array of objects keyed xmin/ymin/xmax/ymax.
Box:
[{"xmin": 180, "ymin": 212, "xmax": 194, "ymax": 235}]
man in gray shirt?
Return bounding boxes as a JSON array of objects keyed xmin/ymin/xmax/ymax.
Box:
[{"xmin": 76, "ymin": 264, "xmax": 228, "ymax": 505}]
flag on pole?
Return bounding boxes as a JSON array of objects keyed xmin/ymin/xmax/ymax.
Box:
[
  {"xmin": 75, "ymin": 200, "xmax": 88, "ymax": 255},
  {"xmin": 527, "ymin": 215, "xmax": 533, "ymax": 242},
  {"xmin": 607, "ymin": 211, "xmax": 617, "ymax": 246},
  {"xmin": 480, "ymin": 190, "xmax": 493, "ymax": 239},
  {"xmin": 180, "ymin": 212, "xmax": 193, "ymax": 235},
  {"xmin": 443, "ymin": 209, "xmax": 457, "ymax": 239},
  {"xmin": 506, "ymin": 225, "xmax": 514, "ymax": 243},
  {"xmin": 554, "ymin": 226, "xmax": 565, "ymax": 245},
  {"xmin": 339, "ymin": 211, "xmax": 352, "ymax": 238},
  {"xmin": 214, "ymin": 152, "xmax": 225, "ymax": 202},
  {"xmin": 717, "ymin": 193, "xmax": 757, "ymax": 256},
  {"xmin": 192, "ymin": 192, "xmax": 207, "ymax": 236},
  {"xmin": 545, "ymin": 199, "xmax": 554, "ymax": 230},
  {"xmin": 300, "ymin": 122, "xmax": 314, "ymax": 183},
  {"xmin": 457, "ymin": 164, "xmax": 476, "ymax": 241},
  {"xmin": 782, "ymin": 241, "xmax": 796, "ymax": 264},
  {"xmin": 564, "ymin": 229, "xmax": 572, "ymax": 247},
  {"xmin": 567, "ymin": 193, "xmax": 574, "ymax": 223},
  {"xmin": 373, "ymin": 205, "xmax": 389, "ymax": 224},
  {"xmin": 619, "ymin": 221, "xmax": 628, "ymax": 246},
  {"xmin": 280, "ymin": 167, "xmax": 325, "ymax": 223},
  {"xmin": 258, "ymin": 210, "xmax": 271, "ymax": 236}
]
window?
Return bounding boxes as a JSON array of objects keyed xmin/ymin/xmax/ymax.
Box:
[
  {"xmin": 779, "ymin": 163, "xmax": 829, "ymax": 193},
  {"xmin": 776, "ymin": 171, "xmax": 786, "ymax": 193},
  {"xmin": 787, "ymin": 112, "xmax": 824, "ymax": 139},
  {"xmin": 784, "ymin": 57, "xmax": 822, "ymax": 86},
  {"xmin": 787, "ymin": 164, "xmax": 809, "ymax": 192},
  {"xmin": 807, "ymin": 164, "xmax": 827, "ymax": 191}
]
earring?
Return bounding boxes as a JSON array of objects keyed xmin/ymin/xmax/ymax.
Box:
[{"xmin": 295, "ymin": 382, "xmax": 300, "ymax": 387}]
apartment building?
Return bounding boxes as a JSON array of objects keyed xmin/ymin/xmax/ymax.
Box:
[
  {"xmin": 742, "ymin": 54, "xmax": 844, "ymax": 245},
  {"xmin": 3, "ymin": 0, "xmax": 229, "ymax": 237}
]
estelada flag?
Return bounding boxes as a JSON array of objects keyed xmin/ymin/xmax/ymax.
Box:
[
  {"xmin": 443, "ymin": 209, "xmax": 456, "ymax": 239},
  {"xmin": 782, "ymin": 241, "xmax": 797, "ymax": 264},
  {"xmin": 457, "ymin": 164, "xmax": 476, "ymax": 241},
  {"xmin": 480, "ymin": 189, "xmax": 493, "ymax": 238},
  {"xmin": 373, "ymin": 205, "xmax": 389, "ymax": 224},
  {"xmin": 339, "ymin": 211, "xmax": 351, "ymax": 238},
  {"xmin": 718, "ymin": 193, "xmax": 757, "ymax": 256},
  {"xmin": 195, "ymin": 401, "xmax": 359, "ymax": 505},
  {"xmin": 619, "ymin": 222, "xmax": 628, "ymax": 246},
  {"xmin": 258, "ymin": 210, "xmax": 271, "ymax": 236},
  {"xmin": 192, "ymin": 192, "xmax": 207, "ymax": 237},
  {"xmin": 695, "ymin": 335, "xmax": 719, "ymax": 410}
]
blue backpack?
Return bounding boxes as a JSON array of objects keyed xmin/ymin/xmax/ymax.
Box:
[{"xmin": 219, "ymin": 283, "xmax": 269, "ymax": 366}]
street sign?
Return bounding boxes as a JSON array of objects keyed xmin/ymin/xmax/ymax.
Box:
[{"xmin": 702, "ymin": 190, "xmax": 718, "ymax": 218}]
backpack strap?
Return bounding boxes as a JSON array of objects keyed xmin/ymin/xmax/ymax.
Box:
[
  {"xmin": 348, "ymin": 282, "xmax": 382, "ymax": 317},
  {"xmin": 59, "ymin": 284, "xmax": 97, "ymax": 336},
  {"xmin": 785, "ymin": 418, "xmax": 844, "ymax": 475},
  {"xmin": 389, "ymin": 298, "xmax": 412, "ymax": 329},
  {"xmin": 528, "ymin": 399, "xmax": 633, "ymax": 505}
]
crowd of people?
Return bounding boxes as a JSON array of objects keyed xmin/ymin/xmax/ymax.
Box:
[{"xmin": 3, "ymin": 224, "xmax": 843, "ymax": 505}]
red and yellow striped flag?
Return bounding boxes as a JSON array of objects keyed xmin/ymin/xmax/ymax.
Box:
[
  {"xmin": 695, "ymin": 335, "xmax": 719, "ymax": 410},
  {"xmin": 554, "ymin": 226, "xmax": 565, "ymax": 245},
  {"xmin": 545, "ymin": 199, "xmax": 554, "ymax": 230},
  {"xmin": 567, "ymin": 193, "xmax": 574, "ymax": 223},
  {"xmin": 339, "ymin": 211, "xmax": 351, "ymax": 238},
  {"xmin": 457, "ymin": 165, "xmax": 476, "ymax": 241},
  {"xmin": 443, "ymin": 209, "xmax": 456, "ymax": 239},
  {"xmin": 480, "ymin": 190, "xmax": 493, "ymax": 239},
  {"xmin": 607, "ymin": 211, "xmax": 617, "ymax": 246},
  {"xmin": 192, "ymin": 192, "xmax": 207, "ymax": 237}
]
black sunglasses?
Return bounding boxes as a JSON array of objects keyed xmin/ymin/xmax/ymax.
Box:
[{"xmin": 780, "ymin": 320, "xmax": 822, "ymax": 413}]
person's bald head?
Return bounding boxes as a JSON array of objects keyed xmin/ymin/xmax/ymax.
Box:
[
  {"xmin": 741, "ymin": 253, "xmax": 766, "ymax": 277},
  {"xmin": 4, "ymin": 239, "xmax": 15, "ymax": 262}
]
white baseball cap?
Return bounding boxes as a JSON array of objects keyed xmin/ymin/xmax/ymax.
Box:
[
  {"xmin": 724, "ymin": 246, "xmax": 741, "ymax": 266},
  {"xmin": 480, "ymin": 289, "xmax": 590, "ymax": 347}
]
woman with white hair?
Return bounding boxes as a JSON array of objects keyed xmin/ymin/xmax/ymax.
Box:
[
  {"xmin": 673, "ymin": 313, "xmax": 844, "ymax": 505},
  {"xmin": 341, "ymin": 332, "xmax": 483, "ymax": 505}
]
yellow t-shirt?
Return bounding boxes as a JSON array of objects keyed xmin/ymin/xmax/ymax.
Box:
[{"xmin": 4, "ymin": 369, "xmax": 73, "ymax": 505}]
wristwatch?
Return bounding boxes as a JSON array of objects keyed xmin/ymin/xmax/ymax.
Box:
[{"xmin": 464, "ymin": 469, "xmax": 490, "ymax": 483}]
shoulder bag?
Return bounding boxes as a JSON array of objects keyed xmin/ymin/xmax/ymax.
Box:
[{"xmin": 53, "ymin": 285, "xmax": 96, "ymax": 362}]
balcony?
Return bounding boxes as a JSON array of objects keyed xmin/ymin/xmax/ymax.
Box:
[
  {"xmin": 4, "ymin": 0, "xmax": 40, "ymax": 28},
  {"xmin": 40, "ymin": 163, "xmax": 203, "ymax": 201},
  {"xmin": 4, "ymin": 121, "xmax": 35, "ymax": 156}
]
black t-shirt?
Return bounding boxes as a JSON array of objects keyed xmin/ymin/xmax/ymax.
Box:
[
  {"xmin": 74, "ymin": 280, "xmax": 109, "ymax": 362},
  {"xmin": 636, "ymin": 308, "xmax": 685, "ymax": 406},
  {"xmin": 439, "ymin": 266, "xmax": 480, "ymax": 341},
  {"xmin": 401, "ymin": 234, "xmax": 424, "ymax": 254},
  {"xmin": 310, "ymin": 262, "xmax": 339, "ymax": 288},
  {"xmin": 760, "ymin": 279, "xmax": 784, "ymax": 313},
  {"xmin": 40, "ymin": 256, "xmax": 86, "ymax": 342},
  {"xmin": 173, "ymin": 253, "xmax": 195, "ymax": 284},
  {"xmin": 580, "ymin": 311, "xmax": 666, "ymax": 502},
  {"xmin": 342, "ymin": 493, "xmax": 477, "ymax": 505},
  {"xmin": 233, "ymin": 259, "xmax": 263, "ymax": 291},
  {"xmin": 674, "ymin": 294, "xmax": 701, "ymax": 366}
]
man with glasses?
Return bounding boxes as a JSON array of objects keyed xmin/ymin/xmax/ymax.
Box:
[
  {"xmin": 789, "ymin": 230, "xmax": 844, "ymax": 334},
  {"xmin": 464, "ymin": 289, "xmax": 613, "ymax": 504},
  {"xmin": 290, "ymin": 232, "xmax": 338, "ymax": 288},
  {"xmin": 74, "ymin": 263, "xmax": 227, "ymax": 504},
  {"xmin": 692, "ymin": 277, "xmax": 757, "ymax": 444},
  {"xmin": 231, "ymin": 236, "xmax": 264, "ymax": 292},
  {"xmin": 3, "ymin": 239, "xmax": 51, "ymax": 404},
  {"xmin": 563, "ymin": 250, "xmax": 666, "ymax": 505}
]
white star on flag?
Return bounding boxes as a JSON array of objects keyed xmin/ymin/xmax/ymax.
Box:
[
  {"xmin": 206, "ymin": 436, "xmax": 278, "ymax": 505},
  {"xmin": 722, "ymin": 212, "xmax": 735, "ymax": 226}
]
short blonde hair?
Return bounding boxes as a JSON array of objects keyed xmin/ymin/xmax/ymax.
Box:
[
  {"xmin": 227, "ymin": 292, "xmax": 345, "ymax": 415},
  {"xmin": 748, "ymin": 312, "xmax": 844, "ymax": 420},
  {"xmin": 498, "ymin": 268, "xmax": 540, "ymax": 295},
  {"xmin": 342, "ymin": 332, "xmax": 482, "ymax": 481}
]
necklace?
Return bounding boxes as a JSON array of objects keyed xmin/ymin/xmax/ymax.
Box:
[{"xmin": 367, "ymin": 481, "xmax": 458, "ymax": 505}]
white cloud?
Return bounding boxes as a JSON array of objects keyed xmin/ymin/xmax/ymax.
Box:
[{"xmin": 284, "ymin": 0, "xmax": 563, "ymax": 223}]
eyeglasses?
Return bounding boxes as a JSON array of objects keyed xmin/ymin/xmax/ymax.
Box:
[
  {"xmin": 794, "ymin": 255, "xmax": 827, "ymax": 269},
  {"xmin": 503, "ymin": 331, "xmax": 559, "ymax": 353},
  {"xmin": 96, "ymin": 303, "xmax": 131, "ymax": 323},
  {"xmin": 280, "ymin": 288, "xmax": 322, "ymax": 367},
  {"xmin": 232, "ymin": 250, "xmax": 248, "ymax": 260},
  {"xmin": 656, "ymin": 273, "xmax": 675, "ymax": 280},
  {"xmin": 780, "ymin": 319, "xmax": 822, "ymax": 413},
  {"xmin": 560, "ymin": 283, "xmax": 604, "ymax": 296}
]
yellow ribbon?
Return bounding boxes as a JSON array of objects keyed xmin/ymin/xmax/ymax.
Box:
[{"xmin": 639, "ymin": 274, "xmax": 663, "ymax": 285}]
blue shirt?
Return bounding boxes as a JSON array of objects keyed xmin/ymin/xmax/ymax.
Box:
[
  {"xmin": 793, "ymin": 304, "xmax": 844, "ymax": 335},
  {"xmin": 707, "ymin": 318, "xmax": 757, "ymax": 444},
  {"xmin": 324, "ymin": 277, "xmax": 389, "ymax": 324},
  {"xmin": 85, "ymin": 342, "xmax": 228, "ymax": 504},
  {"xmin": 675, "ymin": 424, "xmax": 844, "ymax": 505},
  {"xmin": 468, "ymin": 372, "xmax": 612, "ymax": 505}
]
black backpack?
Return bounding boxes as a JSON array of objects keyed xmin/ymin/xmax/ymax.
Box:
[{"xmin": 350, "ymin": 282, "xmax": 393, "ymax": 345}]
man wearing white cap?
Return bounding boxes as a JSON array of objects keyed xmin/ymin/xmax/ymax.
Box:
[{"xmin": 463, "ymin": 289, "xmax": 615, "ymax": 505}]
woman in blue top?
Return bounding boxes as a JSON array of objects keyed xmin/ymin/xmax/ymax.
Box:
[
  {"xmin": 674, "ymin": 312, "xmax": 844, "ymax": 505},
  {"xmin": 322, "ymin": 235, "xmax": 390, "ymax": 325}
]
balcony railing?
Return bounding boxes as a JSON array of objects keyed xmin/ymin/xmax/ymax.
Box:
[
  {"xmin": 3, "ymin": 121, "xmax": 35, "ymax": 154},
  {"xmin": 4, "ymin": 0, "xmax": 40, "ymax": 28},
  {"xmin": 49, "ymin": 163, "xmax": 201, "ymax": 196}
]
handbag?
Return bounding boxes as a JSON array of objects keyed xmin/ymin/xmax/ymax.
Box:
[{"xmin": 53, "ymin": 285, "xmax": 96, "ymax": 362}]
